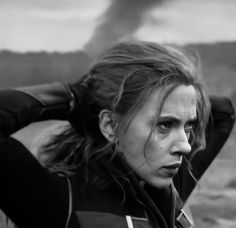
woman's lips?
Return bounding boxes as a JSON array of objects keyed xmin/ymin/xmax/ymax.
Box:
[
  {"xmin": 160, "ymin": 163, "xmax": 181, "ymax": 177},
  {"xmin": 163, "ymin": 162, "xmax": 181, "ymax": 169}
]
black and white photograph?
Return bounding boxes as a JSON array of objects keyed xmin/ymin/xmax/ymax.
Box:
[{"xmin": 0, "ymin": 0, "xmax": 235, "ymax": 227}]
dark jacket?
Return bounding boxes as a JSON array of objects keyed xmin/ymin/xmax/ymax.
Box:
[{"xmin": 0, "ymin": 83, "xmax": 234, "ymax": 228}]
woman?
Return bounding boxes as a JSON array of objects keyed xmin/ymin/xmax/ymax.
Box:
[{"xmin": 0, "ymin": 40, "xmax": 234, "ymax": 228}]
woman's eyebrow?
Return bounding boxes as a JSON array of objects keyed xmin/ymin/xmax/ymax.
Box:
[
  {"xmin": 158, "ymin": 115, "xmax": 198, "ymax": 124},
  {"xmin": 158, "ymin": 116, "xmax": 181, "ymax": 124},
  {"xmin": 186, "ymin": 116, "xmax": 198, "ymax": 124}
]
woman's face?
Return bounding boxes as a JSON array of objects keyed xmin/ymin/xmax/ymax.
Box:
[{"xmin": 118, "ymin": 85, "xmax": 197, "ymax": 188}]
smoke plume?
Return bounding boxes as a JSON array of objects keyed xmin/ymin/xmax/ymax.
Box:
[{"xmin": 83, "ymin": 0, "xmax": 166, "ymax": 57}]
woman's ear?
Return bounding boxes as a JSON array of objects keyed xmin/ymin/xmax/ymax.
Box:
[{"xmin": 99, "ymin": 109, "xmax": 116, "ymax": 142}]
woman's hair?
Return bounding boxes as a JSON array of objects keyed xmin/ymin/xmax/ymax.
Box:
[{"xmin": 38, "ymin": 40, "xmax": 210, "ymax": 174}]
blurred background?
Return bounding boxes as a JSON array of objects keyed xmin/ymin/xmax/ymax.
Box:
[{"xmin": 0, "ymin": 0, "xmax": 235, "ymax": 227}]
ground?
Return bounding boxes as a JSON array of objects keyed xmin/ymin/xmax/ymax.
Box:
[{"xmin": 187, "ymin": 155, "xmax": 236, "ymax": 227}]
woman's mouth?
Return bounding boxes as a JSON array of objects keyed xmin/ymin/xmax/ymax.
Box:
[{"xmin": 160, "ymin": 163, "xmax": 181, "ymax": 177}]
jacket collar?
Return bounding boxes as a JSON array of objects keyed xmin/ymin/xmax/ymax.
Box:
[{"xmin": 95, "ymin": 153, "xmax": 184, "ymax": 228}]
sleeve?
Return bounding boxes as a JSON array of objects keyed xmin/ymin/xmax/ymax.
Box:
[
  {"xmin": 0, "ymin": 82, "xmax": 75, "ymax": 138},
  {"xmin": 0, "ymin": 83, "xmax": 74, "ymax": 228},
  {"xmin": 174, "ymin": 96, "xmax": 235, "ymax": 203}
]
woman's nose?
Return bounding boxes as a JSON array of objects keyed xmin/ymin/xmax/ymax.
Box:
[{"xmin": 170, "ymin": 129, "xmax": 192, "ymax": 155}]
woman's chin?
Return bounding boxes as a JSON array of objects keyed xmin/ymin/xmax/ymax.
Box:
[{"xmin": 143, "ymin": 175, "xmax": 173, "ymax": 189}]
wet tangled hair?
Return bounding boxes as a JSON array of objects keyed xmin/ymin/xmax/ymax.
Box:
[{"xmin": 39, "ymin": 40, "xmax": 210, "ymax": 174}]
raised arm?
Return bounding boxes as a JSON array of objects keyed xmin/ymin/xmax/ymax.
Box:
[
  {"xmin": 0, "ymin": 82, "xmax": 76, "ymax": 228},
  {"xmin": 0, "ymin": 82, "xmax": 74, "ymax": 138}
]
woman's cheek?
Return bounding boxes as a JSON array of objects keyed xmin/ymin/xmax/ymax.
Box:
[{"xmin": 145, "ymin": 133, "xmax": 170, "ymax": 161}]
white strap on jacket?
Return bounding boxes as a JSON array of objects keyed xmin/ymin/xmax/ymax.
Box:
[{"xmin": 126, "ymin": 215, "xmax": 134, "ymax": 228}]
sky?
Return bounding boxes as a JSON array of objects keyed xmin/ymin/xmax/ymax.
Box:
[{"xmin": 0, "ymin": 0, "xmax": 236, "ymax": 52}]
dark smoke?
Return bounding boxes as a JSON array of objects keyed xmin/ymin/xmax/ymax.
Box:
[{"xmin": 83, "ymin": 0, "xmax": 166, "ymax": 58}]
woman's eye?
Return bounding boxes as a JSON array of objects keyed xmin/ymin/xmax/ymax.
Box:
[
  {"xmin": 157, "ymin": 121, "xmax": 173, "ymax": 132},
  {"xmin": 184, "ymin": 124, "xmax": 193, "ymax": 133}
]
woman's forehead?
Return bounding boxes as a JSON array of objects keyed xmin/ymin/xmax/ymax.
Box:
[
  {"xmin": 137, "ymin": 85, "xmax": 197, "ymax": 118},
  {"xmin": 164, "ymin": 85, "xmax": 197, "ymax": 105},
  {"xmin": 158, "ymin": 85, "xmax": 197, "ymax": 118}
]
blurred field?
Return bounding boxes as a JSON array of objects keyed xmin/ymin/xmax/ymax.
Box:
[{"xmin": 188, "ymin": 159, "xmax": 236, "ymax": 228}]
